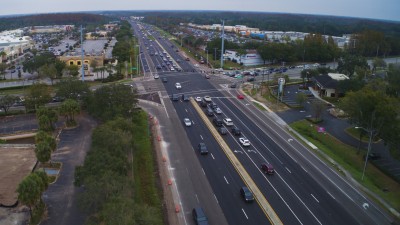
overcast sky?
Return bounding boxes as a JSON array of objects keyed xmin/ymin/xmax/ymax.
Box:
[{"xmin": 2, "ymin": 0, "xmax": 399, "ymax": 22}]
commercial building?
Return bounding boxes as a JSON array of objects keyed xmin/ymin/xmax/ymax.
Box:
[
  {"xmin": 313, "ymin": 73, "xmax": 349, "ymax": 97},
  {"xmin": 225, "ymin": 49, "xmax": 265, "ymax": 66},
  {"xmin": 0, "ymin": 29, "xmax": 34, "ymax": 63}
]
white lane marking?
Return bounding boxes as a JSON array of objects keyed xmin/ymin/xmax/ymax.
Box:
[
  {"xmin": 210, "ymin": 153, "xmax": 215, "ymax": 160},
  {"xmin": 200, "ymin": 135, "xmax": 203, "ymax": 140},
  {"xmin": 202, "ymin": 168, "xmax": 205, "ymax": 175},
  {"xmin": 195, "ymin": 194, "xmax": 199, "ymax": 203},
  {"xmin": 192, "ymin": 120, "xmax": 195, "ymax": 125},
  {"xmin": 327, "ymin": 191, "xmax": 336, "ymax": 200},
  {"xmin": 311, "ymin": 194, "xmax": 319, "ymax": 203},
  {"xmin": 301, "ymin": 166, "xmax": 308, "ymax": 173},
  {"xmin": 286, "ymin": 167, "xmax": 292, "ymax": 174},
  {"xmin": 223, "ymin": 176, "xmax": 229, "ymax": 184},
  {"xmin": 242, "ymin": 208, "xmax": 249, "ymax": 219},
  {"xmin": 214, "ymin": 194, "xmax": 219, "ymax": 204},
  {"xmin": 185, "ymin": 108, "xmax": 188, "ymax": 113}
]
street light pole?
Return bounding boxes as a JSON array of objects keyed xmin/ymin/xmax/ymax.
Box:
[{"xmin": 362, "ymin": 130, "xmax": 373, "ymax": 180}]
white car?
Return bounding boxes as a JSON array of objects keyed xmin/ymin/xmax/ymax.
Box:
[
  {"xmin": 154, "ymin": 74, "xmax": 159, "ymax": 79},
  {"xmin": 214, "ymin": 107, "xmax": 222, "ymax": 114},
  {"xmin": 223, "ymin": 118, "xmax": 233, "ymax": 126},
  {"xmin": 170, "ymin": 67, "xmax": 175, "ymax": 71},
  {"xmin": 175, "ymin": 83, "xmax": 182, "ymax": 89},
  {"xmin": 203, "ymin": 96, "xmax": 212, "ymax": 102},
  {"xmin": 239, "ymin": 138, "xmax": 251, "ymax": 147},
  {"xmin": 195, "ymin": 97, "xmax": 202, "ymax": 102},
  {"xmin": 183, "ymin": 118, "xmax": 192, "ymax": 127}
]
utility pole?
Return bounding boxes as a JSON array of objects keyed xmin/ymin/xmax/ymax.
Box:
[
  {"xmin": 214, "ymin": 48, "xmax": 217, "ymax": 61},
  {"xmin": 80, "ymin": 25, "xmax": 84, "ymax": 82},
  {"xmin": 220, "ymin": 20, "xmax": 225, "ymax": 69}
]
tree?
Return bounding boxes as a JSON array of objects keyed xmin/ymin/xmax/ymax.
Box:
[
  {"xmin": 59, "ymin": 99, "xmax": 80, "ymax": 127},
  {"xmin": 38, "ymin": 64, "xmax": 57, "ymax": 85},
  {"xmin": 36, "ymin": 107, "xmax": 58, "ymax": 131},
  {"xmin": 340, "ymin": 81, "xmax": 400, "ymax": 148},
  {"xmin": 54, "ymin": 59, "xmax": 66, "ymax": 78},
  {"xmin": 35, "ymin": 141, "xmax": 52, "ymax": 166},
  {"xmin": 337, "ymin": 54, "xmax": 369, "ymax": 77},
  {"xmin": 35, "ymin": 131, "xmax": 57, "ymax": 152},
  {"xmin": 386, "ymin": 64, "xmax": 400, "ymax": 97},
  {"xmin": 56, "ymin": 78, "xmax": 90, "ymax": 101},
  {"xmin": 90, "ymin": 60, "xmax": 98, "ymax": 76},
  {"xmin": 296, "ymin": 92, "xmax": 307, "ymax": 107},
  {"xmin": 372, "ymin": 58, "xmax": 386, "ymax": 71},
  {"xmin": 18, "ymin": 69, "xmax": 22, "ymax": 79},
  {"xmin": 87, "ymin": 84, "xmax": 138, "ymax": 121},
  {"xmin": 66, "ymin": 65, "xmax": 79, "ymax": 77},
  {"xmin": 17, "ymin": 176, "xmax": 39, "ymax": 217},
  {"xmin": 0, "ymin": 95, "xmax": 18, "ymax": 115},
  {"xmin": 24, "ymin": 83, "xmax": 52, "ymax": 112},
  {"xmin": 0, "ymin": 63, "xmax": 7, "ymax": 80},
  {"xmin": 311, "ymin": 100, "xmax": 326, "ymax": 121}
]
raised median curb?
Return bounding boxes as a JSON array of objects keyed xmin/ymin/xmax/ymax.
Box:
[{"xmin": 190, "ymin": 97, "xmax": 283, "ymax": 225}]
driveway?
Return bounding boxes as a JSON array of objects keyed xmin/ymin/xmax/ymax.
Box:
[{"xmin": 41, "ymin": 113, "xmax": 97, "ymax": 225}]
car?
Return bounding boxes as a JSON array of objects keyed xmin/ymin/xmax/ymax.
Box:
[
  {"xmin": 171, "ymin": 94, "xmax": 179, "ymax": 101},
  {"xmin": 208, "ymin": 102, "xmax": 218, "ymax": 109},
  {"xmin": 205, "ymin": 74, "xmax": 210, "ymax": 79},
  {"xmin": 240, "ymin": 186, "xmax": 254, "ymax": 202},
  {"xmin": 185, "ymin": 57, "xmax": 190, "ymax": 61},
  {"xmin": 195, "ymin": 97, "xmax": 202, "ymax": 102},
  {"xmin": 183, "ymin": 118, "xmax": 192, "ymax": 127},
  {"xmin": 213, "ymin": 118, "xmax": 223, "ymax": 127},
  {"xmin": 156, "ymin": 65, "xmax": 162, "ymax": 70},
  {"xmin": 223, "ymin": 118, "xmax": 233, "ymax": 126},
  {"xmin": 230, "ymin": 83, "xmax": 237, "ymax": 88},
  {"xmin": 170, "ymin": 67, "xmax": 175, "ymax": 71},
  {"xmin": 237, "ymin": 94, "xmax": 245, "ymax": 99},
  {"xmin": 175, "ymin": 83, "xmax": 182, "ymax": 89},
  {"xmin": 260, "ymin": 163, "xmax": 275, "ymax": 174},
  {"xmin": 214, "ymin": 107, "xmax": 222, "ymax": 114},
  {"xmin": 247, "ymin": 77, "xmax": 255, "ymax": 82},
  {"xmin": 192, "ymin": 207, "xmax": 209, "ymax": 225},
  {"xmin": 203, "ymin": 96, "xmax": 212, "ymax": 102},
  {"xmin": 162, "ymin": 77, "xmax": 168, "ymax": 83},
  {"xmin": 239, "ymin": 137, "xmax": 250, "ymax": 147},
  {"xmin": 154, "ymin": 74, "xmax": 159, "ymax": 79},
  {"xmin": 231, "ymin": 127, "xmax": 241, "ymax": 135},
  {"xmin": 218, "ymin": 127, "xmax": 228, "ymax": 135},
  {"xmin": 182, "ymin": 94, "xmax": 190, "ymax": 101},
  {"xmin": 200, "ymin": 100, "xmax": 208, "ymax": 108},
  {"xmin": 197, "ymin": 143, "xmax": 208, "ymax": 155}
]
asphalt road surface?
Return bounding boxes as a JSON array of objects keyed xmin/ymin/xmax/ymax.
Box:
[{"xmin": 130, "ymin": 20, "xmax": 396, "ymax": 225}]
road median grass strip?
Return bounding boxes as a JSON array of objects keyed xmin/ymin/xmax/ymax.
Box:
[
  {"xmin": 190, "ymin": 97, "xmax": 283, "ymax": 225},
  {"xmin": 290, "ymin": 120, "xmax": 400, "ymax": 212}
]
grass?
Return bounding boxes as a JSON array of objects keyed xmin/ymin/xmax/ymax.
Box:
[
  {"xmin": 290, "ymin": 120, "xmax": 400, "ymax": 212},
  {"xmin": 253, "ymin": 101, "xmax": 266, "ymax": 111},
  {"xmin": 345, "ymin": 127, "xmax": 380, "ymax": 142},
  {"xmin": 131, "ymin": 111, "xmax": 162, "ymax": 218}
]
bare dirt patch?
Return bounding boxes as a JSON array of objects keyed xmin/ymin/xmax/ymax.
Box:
[{"xmin": 0, "ymin": 144, "xmax": 37, "ymax": 207}]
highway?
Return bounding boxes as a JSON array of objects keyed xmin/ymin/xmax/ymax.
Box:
[{"xmin": 129, "ymin": 20, "xmax": 395, "ymax": 225}]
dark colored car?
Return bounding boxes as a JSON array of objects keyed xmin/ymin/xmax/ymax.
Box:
[
  {"xmin": 172, "ymin": 94, "xmax": 179, "ymax": 101},
  {"xmin": 162, "ymin": 77, "xmax": 168, "ymax": 83},
  {"xmin": 240, "ymin": 187, "xmax": 254, "ymax": 202},
  {"xmin": 182, "ymin": 94, "xmax": 190, "ymax": 101},
  {"xmin": 231, "ymin": 127, "xmax": 241, "ymax": 135},
  {"xmin": 218, "ymin": 127, "xmax": 228, "ymax": 135},
  {"xmin": 230, "ymin": 83, "xmax": 237, "ymax": 88},
  {"xmin": 260, "ymin": 163, "xmax": 274, "ymax": 174},
  {"xmin": 213, "ymin": 118, "xmax": 223, "ymax": 127},
  {"xmin": 192, "ymin": 207, "xmax": 209, "ymax": 225},
  {"xmin": 205, "ymin": 108, "xmax": 214, "ymax": 117},
  {"xmin": 197, "ymin": 143, "xmax": 208, "ymax": 155},
  {"xmin": 200, "ymin": 100, "xmax": 207, "ymax": 108},
  {"xmin": 247, "ymin": 77, "xmax": 255, "ymax": 82}
]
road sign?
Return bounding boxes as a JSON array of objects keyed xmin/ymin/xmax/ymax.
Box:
[{"xmin": 131, "ymin": 67, "xmax": 137, "ymax": 70}]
